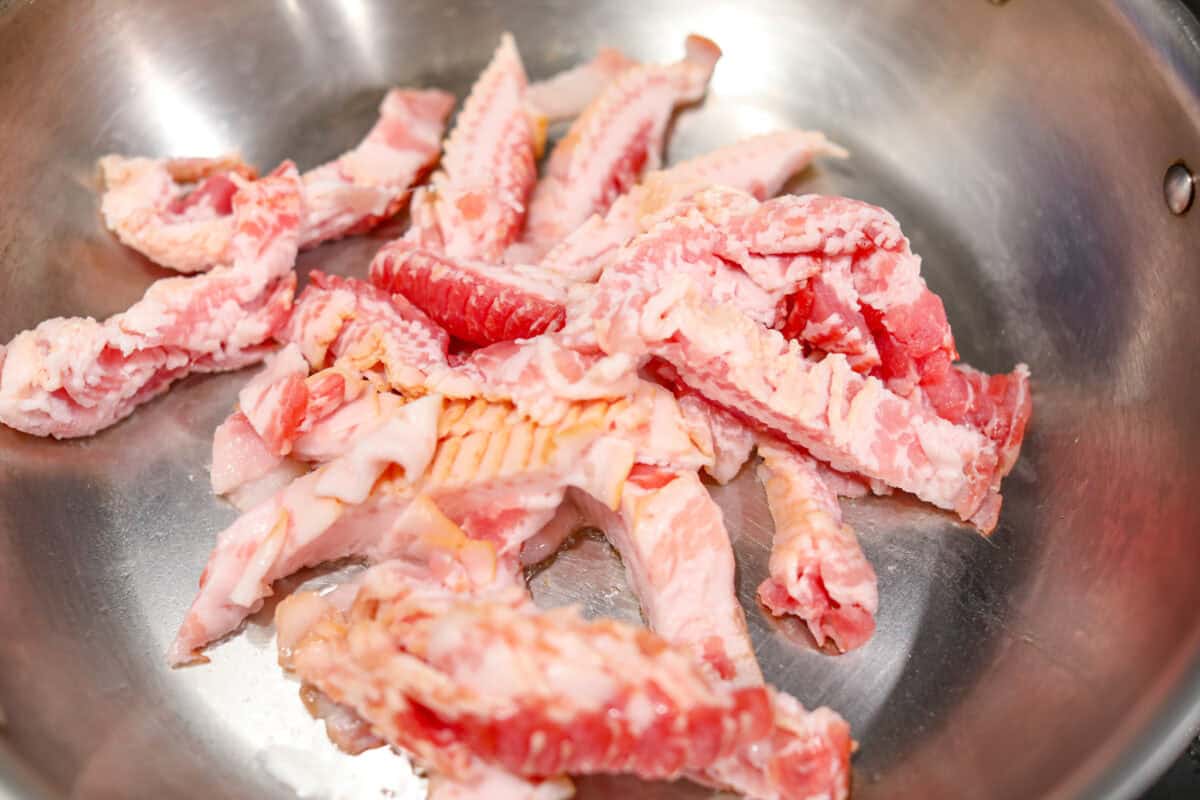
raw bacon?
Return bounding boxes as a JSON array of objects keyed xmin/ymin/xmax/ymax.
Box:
[
  {"xmin": 370, "ymin": 240, "xmax": 570, "ymax": 346},
  {"xmin": 98, "ymin": 154, "xmax": 257, "ymax": 274},
  {"xmin": 755, "ymin": 441, "xmax": 878, "ymax": 653},
  {"xmin": 286, "ymin": 582, "xmax": 774, "ymax": 780},
  {"xmin": 0, "ymin": 164, "xmax": 302, "ymax": 438},
  {"xmin": 518, "ymin": 35, "xmax": 721, "ymax": 256},
  {"xmin": 282, "ymin": 270, "xmax": 450, "ymax": 392},
  {"xmin": 527, "ymin": 47, "xmax": 637, "ymax": 123},
  {"xmin": 98, "ymin": 89, "xmax": 452, "ymax": 272},
  {"xmin": 408, "ymin": 34, "xmax": 540, "ymax": 261},
  {"xmin": 542, "ymin": 130, "xmax": 846, "ymax": 282}
]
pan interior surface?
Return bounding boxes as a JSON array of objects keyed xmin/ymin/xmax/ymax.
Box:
[{"xmin": 2, "ymin": 1, "xmax": 1200, "ymax": 798}]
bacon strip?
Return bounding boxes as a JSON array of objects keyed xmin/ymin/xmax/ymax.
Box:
[
  {"xmin": 527, "ymin": 47, "xmax": 638, "ymax": 123},
  {"xmin": 409, "ymin": 34, "xmax": 540, "ymax": 261},
  {"xmin": 756, "ymin": 441, "xmax": 878, "ymax": 652},
  {"xmin": 542, "ymin": 130, "xmax": 845, "ymax": 282},
  {"xmin": 282, "ymin": 270, "xmax": 450, "ymax": 392},
  {"xmin": 577, "ymin": 217, "xmax": 1006, "ymax": 531},
  {"xmin": 287, "ymin": 582, "xmax": 774, "ymax": 780},
  {"xmin": 370, "ymin": 241, "xmax": 570, "ymax": 346},
  {"xmin": 98, "ymin": 89, "xmax": 452, "ymax": 273},
  {"xmin": 518, "ymin": 35, "xmax": 721, "ymax": 256},
  {"xmin": 0, "ymin": 165, "xmax": 302, "ymax": 438},
  {"xmin": 573, "ymin": 470, "xmax": 763, "ymax": 688}
]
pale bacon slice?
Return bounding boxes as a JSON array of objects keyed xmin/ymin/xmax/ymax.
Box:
[
  {"xmin": 409, "ymin": 34, "xmax": 540, "ymax": 262},
  {"xmin": 173, "ymin": 394, "xmax": 633, "ymax": 664},
  {"xmin": 572, "ymin": 468, "xmax": 763, "ymax": 689},
  {"xmin": 0, "ymin": 164, "xmax": 302, "ymax": 439},
  {"xmin": 98, "ymin": 154, "xmax": 258, "ymax": 274},
  {"xmin": 282, "ymin": 270, "xmax": 450, "ymax": 393},
  {"xmin": 369, "ymin": 240, "xmax": 570, "ymax": 346},
  {"xmin": 210, "ymin": 363, "xmax": 409, "ymax": 497},
  {"xmin": 298, "ymin": 88, "xmax": 454, "ymax": 247},
  {"xmin": 171, "ymin": 393, "xmax": 445, "ymax": 665},
  {"xmin": 98, "ymin": 89, "xmax": 452, "ymax": 273},
  {"xmin": 755, "ymin": 441, "xmax": 878, "ymax": 653},
  {"xmin": 526, "ymin": 47, "xmax": 637, "ymax": 123},
  {"xmin": 285, "ymin": 581, "xmax": 774, "ymax": 780},
  {"xmin": 517, "ymin": 35, "xmax": 721, "ymax": 258},
  {"xmin": 376, "ymin": 130, "xmax": 842, "ymax": 347},
  {"xmin": 543, "ymin": 130, "xmax": 846, "ymax": 282}
]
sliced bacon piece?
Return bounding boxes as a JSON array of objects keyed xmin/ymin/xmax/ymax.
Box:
[
  {"xmin": 278, "ymin": 576, "xmax": 579, "ymax": 800},
  {"xmin": 210, "ymin": 364, "xmax": 408, "ymax": 497},
  {"xmin": 541, "ymin": 130, "xmax": 846, "ymax": 282},
  {"xmin": 755, "ymin": 441, "xmax": 878, "ymax": 652},
  {"xmin": 518, "ymin": 35, "xmax": 722, "ymax": 256},
  {"xmin": 409, "ymin": 34, "xmax": 540, "ymax": 261},
  {"xmin": 370, "ymin": 240, "xmax": 570, "ymax": 346},
  {"xmin": 919, "ymin": 361, "xmax": 1032, "ymax": 477},
  {"xmin": 573, "ymin": 469, "xmax": 763, "ymax": 689},
  {"xmin": 174, "ymin": 394, "xmax": 632, "ymax": 663},
  {"xmin": 0, "ymin": 165, "xmax": 302, "ymax": 439},
  {"xmin": 171, "ymin": 394, "xmax": 445, "ymax": 665},
  {"xmin": 98, "ymin": 89, "xmax": 451, "ymax": 273},
  {"xmin": 703, "ymin": 691, "xmax": 852, "ymax": 800},
  {"xmin": 688, "ymin": 188, "xmax": 952, "ymax": 389},
  {"xmin": 687, "ymin": 188, "xmax": 1032, "ymax": 469},
  {"xmin": 577, "ymin": 224, "xmax": 1005, "ymax": 529},
  {"xmin": 283, "ymin": 270, "xmax": 449, "ymax": 392},
  {"xmin": 98, "ymin": 154, "xmax": 257, "ymax": 273},
  {"xmin": 298, "ymin": 88, "xmax": 454, "ymax": 247},
  {"xmin": 286, "ymin": 582, "xmax": 773, "ymax": 780},
  {"xmin": 527, "ymin": 47, "xmax": 637, "ymax": 123}
]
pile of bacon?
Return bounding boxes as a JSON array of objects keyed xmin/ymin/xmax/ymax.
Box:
[{"xmin": 0, "ymin": 32, "xmax": 1031, "ymax": 800}]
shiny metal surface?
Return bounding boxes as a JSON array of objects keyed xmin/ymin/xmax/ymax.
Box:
[
  {"xmin": 2, "ymin": 1, "xmax": 1200, "ymax": 798},
  {"xmin": 1164, "ymin": 161, "xmax": 1195, "ymax": 214}
]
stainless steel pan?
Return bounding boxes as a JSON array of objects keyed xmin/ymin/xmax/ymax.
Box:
[{"xmin": 3, "ymin": 1, "xmax": 1200, "ymax": 798}]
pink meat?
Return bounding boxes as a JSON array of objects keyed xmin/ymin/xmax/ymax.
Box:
[
  {"xmin": 370, "ymin": 240, "xmax": 569, "ymax": 346},
  {"xmin": 572, "ymin": 469, "xmax": 764, "ymax": 688},
  {"xmin": 408, "ymin": 34, "xmax": 539, "ymax": 261},
  {"xmin": 210, "ymin": 364, "xmax": 411, "ymax": 497},
  {"xmin": 526, "ymin": 47, "xmax": 638, "ymax": 122},
  {"xmin": 283, "ymin": 270, "xmax": 449, "ymax": 391},
  {"xmin": 98, "ymin": 154, "xmax": 258, "ymax": 273},
  {"xmin": 0, "ymin": 164, "xmax": 303, "ymax": 439},
  {"xmin": 755, "ymin": 441, "xmax": 878, "ymax": 652},
  {"xmin": 691, "ymin": 188, "xmax": 1032, "ymax": 469},
  {"xmin": 298, "ymin": 88, "xmax": 455, "ymax": 247},
  {"xmin": 172, "ymin": 394, "xmax": 444, "ymax": 665},
  {"xmin": 578, "ymin": 219, "xmax": 1005, "ymax": 531},
  {"xmin": 918, "ymin": 361, "xmax": 1033, "ymax": 477},
  {"xmin": 540, "ymin": 129, "xmax": 845, "ymax": 282},
  {"xmin": 518, "ymin": 35, "xmax": 722, "ymax": 256},
  {"xmin": 98, "ymin": 89, "xmax": 451, "ymax": 273},
  {"xmin": 703, "ymin": 691, "xmax": 852, "ymax": 800},
  {"xmin": 286, "ymin": 582, "xmax": 774, "ymax": 780}
]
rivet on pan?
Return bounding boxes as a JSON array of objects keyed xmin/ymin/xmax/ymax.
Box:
[{"xmin": 1164, "ymin": 161, "xmax": 1195, "ymax": 215}]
